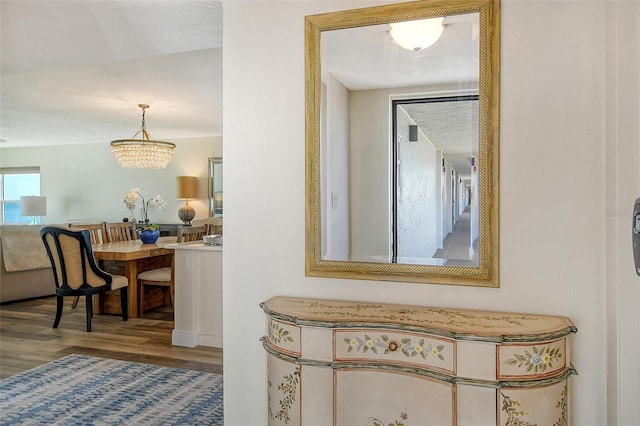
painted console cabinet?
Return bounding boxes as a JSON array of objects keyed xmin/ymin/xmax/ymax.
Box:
[{"xmin": 261, "ymin": 297, "xmax": 577, "ymax": 426}]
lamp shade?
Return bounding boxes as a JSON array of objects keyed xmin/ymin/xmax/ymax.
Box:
[
  {"xmin": 176, "ymin": 176, "xmax": 198, "ymax": 226},
  {"xmin": 20, "ymin": 196, "xmax": 47, "ymax": 216},
  {"xmin": 176, "ymin": 176, "xmax": 198, "ymax": 199}
]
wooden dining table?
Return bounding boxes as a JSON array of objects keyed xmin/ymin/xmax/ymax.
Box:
[{"xmin": 92, "ymin": 236, "xmax": 177, "ymax": 318}]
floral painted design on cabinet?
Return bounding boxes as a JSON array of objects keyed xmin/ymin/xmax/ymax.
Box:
[
  {"xmin": 553, "ymin": 385, "xmax": 569, "ymax": 426},
  {"xmin": 345, "ymin": 334, "xmax": 445, "ymax": 360},
  {"xmin": 268, "ymin": 361, "xmax": 300, "ymax": 425},
  {"xmin": 368, "ymin": 412, "xmax": 408, "ymax": 426},
  {"xmin": 499, "ymin": 339, "xmax": 567, "ymax": 379},
  {"xmin": 499, "ymin": 382, "xmax": 569, "ymax": 426},
  {"xmin": 500, "ymin": 391, "xmax": 537, "ymax": 426},
  {"xmin": 266, "ymin": 318, "xmax": 300, "ymax": 356},
  {"xmin": 269, "ymin": 320, "xmax": 294, "ymax": 344},
  {"xmin": 504, "ymin": 345, "xmax": 563, "ymax": 374},
  {"xmin": 335, "ymin": 329, "xmax": 454, "ymax": 374}
]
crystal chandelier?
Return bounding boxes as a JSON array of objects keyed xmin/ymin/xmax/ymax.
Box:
[{"xmin": 110, "ymin": 104, "xmax": 176, "ymax": 169}]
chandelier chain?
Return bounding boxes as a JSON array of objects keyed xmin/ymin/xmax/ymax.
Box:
[{"xmin": 140, "ymin": 106, "xmax": 147, "ymax": 132}]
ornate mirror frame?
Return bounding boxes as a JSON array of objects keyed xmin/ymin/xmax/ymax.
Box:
[{"xmin": 305, "ymin": 0, "xmax": 500, "ymax": 287}]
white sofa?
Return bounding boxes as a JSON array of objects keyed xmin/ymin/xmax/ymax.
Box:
[{"xmin": 0, "ymin": 225, "xmax": 55, "ymax": 303}]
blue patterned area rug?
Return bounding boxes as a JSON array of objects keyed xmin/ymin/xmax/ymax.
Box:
[{"xmin": 0, "ymin": 354, "xmax": 223, "ymax": 425}]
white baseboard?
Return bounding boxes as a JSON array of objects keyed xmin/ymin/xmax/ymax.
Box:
[
  {"xmin": 172, "ymin": 330, "xmax": 198, "ymax": 348},
  {"xmin": 198, "ymin": 334, "xmax": 223, "ymax": 349},
  {"xmin": 172, "ymin": 330, "xmax": 223, "ymax": 349}
]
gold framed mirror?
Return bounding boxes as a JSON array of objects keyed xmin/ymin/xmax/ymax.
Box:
[{"xmin": 305, "ymin": 0, "xmax": 500, "ymax": 286}]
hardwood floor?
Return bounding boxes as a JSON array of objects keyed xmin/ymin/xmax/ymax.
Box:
[{"xmin": 0, "ymin": 296, "xmax": 223, "ymax": 380}]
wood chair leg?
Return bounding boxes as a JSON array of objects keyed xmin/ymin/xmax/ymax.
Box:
[
  {"xmin": 138, "ymin": 281, "xmax": 145, "ymax": 315},
  {"xmin": 120, "ymin": 287, "xmax": 128, "ymax": 321},
  {"xmin": 71, "ymin": 296, "xmax": 80, "ymax": 309},
  {"xmin": 53, "ymin": 296, "xmax": 63, "ymax": 329},
  {"xmin": 85, "ymin": 295, "xmax": 93, "ymax": 332}
]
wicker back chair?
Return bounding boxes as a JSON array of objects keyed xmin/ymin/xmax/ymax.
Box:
[{"xmin": 40, "ymin": 226, "xmax": 128, "ymax": 332}]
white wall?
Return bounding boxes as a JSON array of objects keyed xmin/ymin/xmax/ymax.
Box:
[
  {"xmin": 396, "ymin": 106, "xmax": 440, "ymax": 262},
  {"xmin": 605, "ymin": 1, "xmax": 640, "ymax": 424},
  {"xmin": 323, "ymin": 72, "xmax": 350, "ymax": 260},
  {"xmin": 0, "ymin": 136, "xmax": 222, "ymax": 225},
  {"xmin": 350, "ymin": 87, "xmax": 392, "ymax": 261},
  {"xmin": 223, "ymin": 2, "xmax": 636, "ymax": 426},
  {"xmin": 443, "ymin": 157, "xmax": 453, "ymax": 235}
]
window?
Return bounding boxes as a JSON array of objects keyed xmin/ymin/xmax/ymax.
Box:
[{"xmin": 0, "ymin": 167, "xmax": 41, "ymax": 223}]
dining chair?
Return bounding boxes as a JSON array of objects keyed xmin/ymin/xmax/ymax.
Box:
[
  {"xmin": 177, "ymin": 225, "xmax": 207, "ymax": 242},
  {"xmin": 104, "ymin": 221, "xmax": 138, "ymax": 243},
  {"xmin": 67, "ymin": 222, "xmax": 108, "ymax": 309},
  {"xmin": 137, "ymin": 225, "xmax": 207, "ymax": 314},
  {"xmin": 40, "ymin": 226, "xmax": 128, "ymax": 332},
  {"xmin": 193, "ymin": 217, "xmax": 223, "ymax": 236},
  {"xmin": 68, "ymin": 222, "xmax": 107, "ymax": 245}
]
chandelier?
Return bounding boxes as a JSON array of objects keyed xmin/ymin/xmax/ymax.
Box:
[{"xmin": 110, "ymin": 104, "xmax": 176, "ymax": 169}]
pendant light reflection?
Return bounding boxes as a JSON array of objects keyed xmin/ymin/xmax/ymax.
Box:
[
  {"xmin": 389, "ymin": 17, "xmax": 445, "ymax": 51},
  {"xmin": 110, "ymin": 104, "xmax": 175, "ymax": 169}
]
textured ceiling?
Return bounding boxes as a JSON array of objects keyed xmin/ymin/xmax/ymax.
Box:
[
  {"xmin": 0, "ymin": 0, "xmax": 223, "ymax": 148},
  {"xmin": 401, "ymin": 99, "xmax": 478, "ymax": 179},
  {"xmin": 322, "ymin": 13, "xmax": 479, "ymax": 91},
  {"xmin": 1, "ymin": 0, "xmax": 479, "ymax": 164}
]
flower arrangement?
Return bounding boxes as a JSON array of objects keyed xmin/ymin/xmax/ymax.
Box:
[{"xmin": 123, "ymin": 188, "xmax": 167, "ymax": 231}]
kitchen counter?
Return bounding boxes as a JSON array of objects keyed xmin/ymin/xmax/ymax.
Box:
[{"xmin": 167, "ymin": 242, "xmax": 222, "ymax": 348}]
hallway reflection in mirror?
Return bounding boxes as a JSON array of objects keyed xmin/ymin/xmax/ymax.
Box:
[{"xmin": 393, "ymin": 96, "xmax": 479, "ymax": 267}]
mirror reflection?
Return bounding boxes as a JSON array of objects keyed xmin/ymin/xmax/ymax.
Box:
[
  {"xmin": 321, "ymin": 13, "xmax": 479, "ymax": 266},
  {"xmin": 208, "ymin": 157, "xmax": 223, "ymax": 217},
  {"xmin": 306, "ymin": 0, "xmax": 499, "ymax": 286}
]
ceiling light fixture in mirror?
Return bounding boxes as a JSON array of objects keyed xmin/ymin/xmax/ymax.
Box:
[{"xmin": 389, "ymin": 17, "xmax": 444, "ymax": 51}]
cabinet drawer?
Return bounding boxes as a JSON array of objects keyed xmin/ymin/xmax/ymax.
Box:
[
  {"xmin": 335, "ymin": 329, "xmax": 455, "ymax": 375},
  {"xmin": 497, "ymin": 338, "xmax": 568, "ymax": 380},
  {"xmin": 266, "ymin": 318, "xmax": 300, "ymax": 356}
]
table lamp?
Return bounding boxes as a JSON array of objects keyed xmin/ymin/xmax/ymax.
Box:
[
  {"xmin": 176, "ymin": 176, "xmax": 198, "ymax": 226},
  {"xmin": 20, "ymin": 196, "xmax": 47, "ymax": 224}
]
